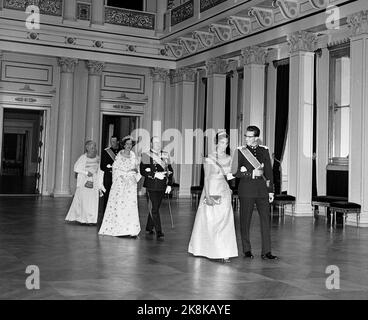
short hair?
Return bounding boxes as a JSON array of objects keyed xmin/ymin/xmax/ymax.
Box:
[
  {"xmin": 215, "ymin": 131, "xmax": 229, "ymax": 145},
  {"xmin": 85, "ymin": 140, "xmax": 95, "ymax": 152},
  {"xmin": 110, "ymin": 135, "xmax": 118, "ymax": 140},
  {"xmin": 246, "ymin": 125, "xmax": 260, "ymax": 137}
]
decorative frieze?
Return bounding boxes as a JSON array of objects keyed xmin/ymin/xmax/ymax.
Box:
[
  {"xmin": 193, "ymin": 30, "xmax": 215, "ymax": 48},
  {"xmin": 200, "ymin": 0, "xmax": 227, "ymax": 13},
  {"xmin": 4, "ymin": 0, "xmax": 63, "ymax": 16},
  {"xmin": 273, "ymin": 0, "xmax": 300, "ymax": 20},
  {"xmin": 241, "ymin": 46, "xmax": 267, "ymax": 65},
  {"xmin": 150, "ymin": 68, "xmax": 169, "ymax": 82},
  {"xmin": 105, "ymin": 6, "xmax": 155, "ymax": 30},
  {"xmin": 58, "ymin": 58, "xmax": 78, "ymax": 73},
  {"xmin": 171, "ymin": 0, "xmax": 194, "ymax": 26},
  {"xmin": 228, "ymin": 16, "xmax": 252, "ymax": 35},
  {"xmin": 287, "ymin": 31, "xmax": 317, "ymax": 53},
  {"xmin": 86, "ymin": 61, "xmax": 105, "ymax": 76},
  {"xmin": 166, "ymin": 42, "xmax": 184, "ymax": 58},
  {"xmin": 179, "ymin": 37, "xmax": 198, "ymax": 54},
  {"xmin": 209, "ymin": 23, "xmax": 232, "ymax": 42},
  {"xmin": 347, "ymin": 10, "xmax": 368, "ymax": 37},
  {"xmin": 206, "ymin": 58, "xmax": 227, "ymax": 76},
  {"xmin": 308, "ymin": 0, "xmax": 328, "ymax": 9},
  {"xmin": 249, "ymin": 6, "xmax": 274, "ymax": 28}
]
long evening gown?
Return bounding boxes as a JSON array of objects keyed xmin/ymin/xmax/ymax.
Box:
[
  {"xmin": 99, "ymin": 151, "xmax": 141, "ymax": 237},
  {"xmin": 188, "ymin": 153, "xmax": 238, "ymax": 259}
]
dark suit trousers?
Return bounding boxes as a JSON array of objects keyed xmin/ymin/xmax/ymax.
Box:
[
  {"xmin": 146, "ymin": 190, "xmax": 165, "ymax": 233},
  {"xmin": 239, "ymin": 197, "xmax": 271, "ymax": 254},
  {"xmin": 98, "ymin": 173, "xmax": 112, "ymax": 228}
]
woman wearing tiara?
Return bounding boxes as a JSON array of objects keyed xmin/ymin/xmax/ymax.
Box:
[
  {"xmin": 99, "ymin": 136, "xmax": 142, "ymax": 238},
  {"xmin": 188, "ymin": 132, "xmax": 238, "ymax": 262}
]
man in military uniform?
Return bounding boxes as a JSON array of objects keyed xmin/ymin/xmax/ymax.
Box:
[
  {"xmin": 140, "ymin": 136, "xmax": 173, "ymax": 240},
  {"xmin": 231, "ymin": 125, "xmax": 278, "ymax": 260},
  {"xmin": 99, "ymin": 135, "xmax": 120, "ymax": 226}
]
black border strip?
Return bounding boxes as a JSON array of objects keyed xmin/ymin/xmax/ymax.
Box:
[{"xmin": 177, "ymin": 0, "xmax": 358, "ymax": 62}]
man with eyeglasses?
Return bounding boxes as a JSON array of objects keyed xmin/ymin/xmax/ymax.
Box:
[{"xmin": 231, "ymin": 125, "xmax": 278, "ymax": 260}]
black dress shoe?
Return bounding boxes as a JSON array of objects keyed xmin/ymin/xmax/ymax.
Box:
[
  {"xmin": 244, "ymin": 251, "xmax": 254, "ymax": 259},
  {"xmin": 261, "ymin": 252, "xmax": 279, "ymax": 260},
  {"xmin": 156, "ymin": 232, "xmax": 165, "ymax": 239}
]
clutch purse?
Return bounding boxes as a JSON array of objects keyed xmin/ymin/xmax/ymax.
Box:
[
  {"xmin": 84, "ymin": 180, "xmax": 93, "ymax": 189},
  {"xmin": 203, "ymin": 195, "xmax": 222, "ymax": 205}
]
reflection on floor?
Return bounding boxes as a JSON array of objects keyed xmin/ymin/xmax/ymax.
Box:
[
  {"xmin": 1, "ymin": 196, "xmax": 368, "ymax": 300},
  {"xmin": 0, "ymin": 176, "xmax": 37, "ymax": 194}
]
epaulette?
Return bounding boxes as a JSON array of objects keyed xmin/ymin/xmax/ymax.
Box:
[
  {"xmin": 259, "ymin": 145, "xmax": 269, "ymax": 149},
  {"xmin": 104, "ymin": 147, "xmax": 110, "ymax": 151}
]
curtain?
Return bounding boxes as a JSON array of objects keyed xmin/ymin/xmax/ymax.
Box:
[{"xmin": 273, "ymin": 60, "xmax": 289, "ymax": 195}]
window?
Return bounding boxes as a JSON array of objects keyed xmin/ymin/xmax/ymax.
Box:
[
  {"xmin": 328, "ymin": 44, "xmax": 350, "ymax": 165},
  {"xmin": 105, "ymin": 0, "xmax": 144, "ymax": 11}
]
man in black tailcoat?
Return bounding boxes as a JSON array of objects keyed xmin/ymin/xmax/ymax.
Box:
[
  {"xmin": 231, "ymin": 125, "xmax": 279, "ymax": 260},
  {"xmin": 99, "ymin": 136, "xmax": 120, "ymax": 226},
  {"xmin": 140, "ymin": 136, "xmax": 173, "ymax": 240}
]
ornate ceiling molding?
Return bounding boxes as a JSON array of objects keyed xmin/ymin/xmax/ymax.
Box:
[
  {"xmin": 228, "ymin": 16, "xmax": 252, "ymax": 35},
  {"xmin": 206, "ymin": 57, "xmax": 227, "ymax": 75},
  {"xmin": 241, "ymin": 46, "xmax": 267, "ymax": 65},
  {"xmin": 58, "ymin": 58, "xmax": 78, "ymax": 73},
  {"xmin": 347, "ymin": 10, "xmax": 368, "ymax": 37},
  {"xmin": 249, "ymin": 6, "xmax": 274, "ymax": 28},
  {"xmin": 273, "ymin": 0, "xmax": 300, "ymax": 20},
  {"xmin": 166, "ymin": 42, "xmax": 185, "ymax": 58},
  {"xmin": 287, "ymin": 31, "xmax": 317, "ymax": 53},
  {"xmin": 308, "ymin": 0, "xmax": 328, "ymax": 10},
  {"xmin": 193, "ymin": 30, "xmax": 215, "ymax": 48},
  {"xmin": 179, "ymin": 37, "xmax": 199, "ymax": 54},
  {"xmin": 209, "ymin": 23, "xmax": 232, "ymax": 42}
]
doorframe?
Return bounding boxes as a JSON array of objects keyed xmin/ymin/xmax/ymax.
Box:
[
  {"xmin": 99, "ymin": 110, "xmax": 142, "ymax": 153},
  {"xmin": 0, "ymin": 104, "xmax": 50, "ymax": 195}
]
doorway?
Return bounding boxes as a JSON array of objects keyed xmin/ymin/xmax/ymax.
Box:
[
  {"xmin": 101, "ymin": 114, "xmax": 140, "ymax": 150},
  {"xmin": 0, "ymin": 108, "xmax": 46, "ymax": 195}
]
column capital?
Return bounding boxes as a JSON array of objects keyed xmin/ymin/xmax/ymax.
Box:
[
  {"xmin": 206, "ymin": 57, "xmax": 227, "ymax": 76},
  {"xmin": 347, "ymin": 10, "xmax": 368, "ymax": 37},
  {"xmin": 58, "ymin": 58, "xmax": 78, "ymax": 73},
  {"xmin": 86, "ymin": 60, "xmax": 105, "ymax": 75},
  {"xmin": 287, "ymin": 31, "xmax": 317, "ymax": 54},
  {"xmin": 170, "ymin": 67, "xmax": 196, "ymax": 84},
  {"xmin": 150, "ymin": 68, "xmax": 169, "ymax": 82},
  {"xmin": 241, "ymin": 46, "xmax": 267, "ymax": 65}
]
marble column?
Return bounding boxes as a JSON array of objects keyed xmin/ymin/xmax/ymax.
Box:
[
  {"xmin": 206, "ymin": 57, "xmax": 227, "ymax": 131},
  {"xmin": 85, "ymin": 61, "xmax": 104, "ymax": 144},
  {"xmin": 265, "ymin": 55, "xmax": 278, "ymax": 155},
  {"xmin": 91, "ymin": 0, "xmax": 104, "ymax": 25},
  {"xmin": 63, "ymin": 0, "xmax": 77, "ymax": 21},
  {"xmin": 287, "ymin": 31, "xmax": 317, "ymax": 216},
  {"xmin": 316, "ymin": 48, "xmax": 329, "ymax": 197},
  {"xmin": 150, "ymin": 68, "xmax": 168, "ymax": 137},
  {"xmin": 347, "ymin": 10, "xmax": 368, "ymax": 227},
  {"xmin": 176, "ymin": 68, "xmax": 196, "ymax": 197},
  {"xmin": 241, "ymin": 46, "xmax": 267, "ymax": 142},
  {"xmin": 53, "ymin": 58, "xmax": 78, "ymax": 197}
]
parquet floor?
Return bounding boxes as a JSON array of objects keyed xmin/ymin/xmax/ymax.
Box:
[{"xmin": 1, "ymin": 196, "xmax": 368, "ymax": 300}]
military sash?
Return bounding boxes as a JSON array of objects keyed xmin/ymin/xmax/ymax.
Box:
[
  {"xmin": 105, "ymin": 148, "xmax": 117, "ymax": 162},
  {"xmin": 238, "ymin": 147, "xmax": 262, "ymax": 169},
  {"xmin": 149, "ymin": 151, "xmax": 167, "ymax": 170}
]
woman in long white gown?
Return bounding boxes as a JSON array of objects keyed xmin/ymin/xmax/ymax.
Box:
[
  {"xmin": 99, "ymin": 136, "xmax": 142, "ymax": 237},
  {"xmin": 65, "ymin": 140, "xmax": 105, "ymax": 224},
  {"xmin": 188, "ymin": 132, "xmax": 238, "ymax": 262}
]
